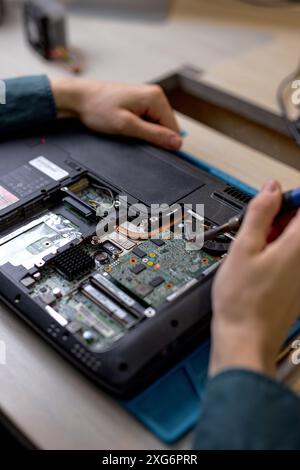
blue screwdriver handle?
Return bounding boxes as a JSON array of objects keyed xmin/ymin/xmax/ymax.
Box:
[
  {"xmin": 282, "ymin": 187, "xmax": 300, "ymax": 211},
  {"xmin": 237, "ymin": 187, "xmax": 300, "ymax": 225},
  {"xmin": 203, "ymin": 187, "xmax": 300, "ymax": 241}
]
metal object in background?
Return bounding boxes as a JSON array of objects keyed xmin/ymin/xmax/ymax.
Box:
[
  {"xmin": 277, "ymin": 61, "xmax": 300, "ymax": 148},
  {"xmin": 23, "ymin": 0, "xmax": 83, "ymax": 73},
  {"xmin": 240, "ymin": 0, "xmax": 300, "ymax": 6},
  {"xmin": 0, "ymin": 0, "xmax": 5, "ymax": 25},
  {"xmin": 23, "ymin": 0, "xmax": 67, "ymax": 60},
  {"xmin": 62, "ymin": 0, "xmax": 171, "ymax": 20}
]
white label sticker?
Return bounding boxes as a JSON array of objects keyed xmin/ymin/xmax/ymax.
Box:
[{"xmin": 29, "ymin": 156, "xmax": 69, "ymax": 181}]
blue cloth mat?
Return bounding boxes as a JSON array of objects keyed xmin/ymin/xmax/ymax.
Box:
[
  {"xmin": 123, "ymin": 148, "xmax": 300, "ymax": 444},
  {"xmin": 124, "ymin": 340, "xmax": 210, "ymax": 444}
]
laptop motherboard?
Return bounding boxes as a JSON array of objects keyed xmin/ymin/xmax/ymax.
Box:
[{"xmin": 1, "ymin": 176, "xmax": 228, "ymax": 354}]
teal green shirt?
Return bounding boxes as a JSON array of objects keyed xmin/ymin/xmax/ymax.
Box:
[
  {"xmin": 2, "ymin": 75, "xmax": 300, "ymax": 449},
  {"xmin": 193, "ymin": 369, "xmax": 300, "ymax": 449},
  {"xmin": 0, "ymin": 75, "xmax": 56, "ymax": 137}
]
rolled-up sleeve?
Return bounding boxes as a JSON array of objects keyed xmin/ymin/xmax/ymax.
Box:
[
  {"xmin": 193, "ymin": 369, "xmax": 300, "ymax": 450},
  {"xmin": 0, "ymin": 75, "xmax": 56, "ymax": 137}
]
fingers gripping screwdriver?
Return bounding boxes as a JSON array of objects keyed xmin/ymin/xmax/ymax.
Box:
[{"xmin": 203, "ymin": 187, "xmax": 300, "ymax": 242}]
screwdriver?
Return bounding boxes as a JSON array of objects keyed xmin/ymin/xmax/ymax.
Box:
[{"xmin": 203, "ymin": 187, "xmax": 300, "ymax": 242}]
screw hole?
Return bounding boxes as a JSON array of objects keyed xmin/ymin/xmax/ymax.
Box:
[
  {"xmin": 119, "ymin": 362, "xmax": 128, "ymax": 372},
  {"xmin": 62, "ymin": 332, "xmax": 70, "ymax": 341},
  {"xmin": 14, "ymin": 294, "xmax": 21, "ymax": 304},
  {"xmin": 171, "ymin": 319, "xmax": 178, "ymax": 328}
]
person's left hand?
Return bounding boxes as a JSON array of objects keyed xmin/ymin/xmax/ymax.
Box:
[{"xmin": 51, "ymin": 78, "xmax": 182, "ymax": 151}]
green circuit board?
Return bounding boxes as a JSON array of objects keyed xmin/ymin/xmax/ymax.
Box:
[
  {"xmin": 74, "ymin": 181, "xmax": 114, "ymax": 212},
  {"xmin": 99, "ymin": 237, "xmax": 218, "ymax": 308},
  {"xmin": 9, "ymin": 175, "xmax": 226, "ymax": 352},
  {"xmin": 29, "ymin": 267, "xmax": 125, "ymax": 350},
  {"xmin": 27, "ymin": 234, "xmax": 219, "ymax": 350}
]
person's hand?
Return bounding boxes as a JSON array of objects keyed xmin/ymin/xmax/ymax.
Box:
[
  {"xmin": 210, "ymin": 180, "xmax": 300, "ymax": 378},
  {"xmin": 51, "ymin": 78, "xmax": 182, "ymax": 151}
]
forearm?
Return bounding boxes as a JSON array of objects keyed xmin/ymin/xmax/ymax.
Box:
[
  {"xmin": 0, "ymin": 75, "xmax": 181, "ymax": 149},
  {"xmin": 194, "ymin": 369, "xmax": 300, "ymax": 450},
  {"xmin": 0, "ymin": 75, "xmax": 90, "ymax": 135},
  {"xmin": 0, "ymin": 75, "xmax": 57, "ymax": 136},
  {"xmin": 50, "ymin": 77, "xmax": 87, "ymax": 119}
]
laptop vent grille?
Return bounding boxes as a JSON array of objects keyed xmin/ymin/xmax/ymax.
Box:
[{"xmin": 223, "ymin": 186, "xmax": 252, "ymax": 204}]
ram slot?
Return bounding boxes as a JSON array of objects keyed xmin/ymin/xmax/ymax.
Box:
[
  {"xmin": 81, "ymin": 284, "xmax": 136, "ymax": 328},
  {"xmin": 90, "ymin": 273, "xmax": 145, "ymax": 318}
]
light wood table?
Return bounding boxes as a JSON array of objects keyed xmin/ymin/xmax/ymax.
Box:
[{"xmin": 1, "ymin": 0, "xmax": 300, "ymax": 450}]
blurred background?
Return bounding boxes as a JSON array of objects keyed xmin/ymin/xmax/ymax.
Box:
[
  {"xmin": 1, "ymin": 0, "xmax": 299, "ymax": 84},
  {"xmin": 2, "ymin": 0, "xmax": 300, "ymax": 451}
]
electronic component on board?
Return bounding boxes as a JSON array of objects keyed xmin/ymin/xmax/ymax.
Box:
[
  {"xmin": 100, "ymin": 240, "xmax": 123, "ymax": 257},
  {"xmin": 52, "ymin": 287, "xmax": 62, "ymax": 298},
  {"xmin": 91, "ymin": 273, "xmax": 135, "ymax": 307},
  {"xmin": 38, "ymin": 287, "xmax": 56, "ymax": 305},
  {"xmin": 76, "ymin": 303, "xmax": 115, "ymax": 339},
  {"xmin": 82, "ymin": 330, "xmax": 98, "ymax": 345},
  {"xmin": 90, "ymin": 273, "xmax": 146, "ymax": 317},
  {"xmin": 63, "ymin": 196, "xmax": 93, "ymax": 219},
  {"xmin": 95, "ymin": 252, "xmax": 110, "ymax": 265},
  {"xmin": 130, "ymin": 263, "xmax": 146, "ymax": 275},
  {"xmin": 109, "ymin": 232, "xmax": 136, "ymax": 251},
  {"xmin": 151, "ymin": 239, "xmax": 165, "ymax": 247},
  {"xmin": 54, "ymin": 245, "xmax": 94, "ymax": 281},
  {"xmin": 149, "ymin": 276, "xmax": 164, "ymax": 288},
  {"xmin": 81, "ymin": 284, "xmax": 136, "ymax": 328},
  {"xmin": 132, "ymin": 247, "xmax": 147, "ymax": 259},
  {"xmin": 21, "ymin": 276, "xmax": 36, "ymax": 288},
  {"xmin": 135, "ymin": 284, "xmax": 153, "ymax": 298},
  {"xmin": 0, "ymin": 212, "xmax": 81, "ymax": 270}
]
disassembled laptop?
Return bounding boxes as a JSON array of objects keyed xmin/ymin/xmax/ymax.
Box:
[
  {"xmin": 0, "ymin": 133, "xmax": 250, "ymax": 396},
  {"xmin": 1, "ymin": 174, "xmax": 230, "ymax": 352}
]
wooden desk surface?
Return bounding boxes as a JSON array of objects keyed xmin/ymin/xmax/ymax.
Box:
[{"xmin": 1, "ymin": 0, "xmax": 300, "ymax": 450}]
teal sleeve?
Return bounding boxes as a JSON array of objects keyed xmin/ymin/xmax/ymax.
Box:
[
  {"xmin": 0, "ymin": 75, "xmax": 57, "ymax": 137},
  {"xmin": 193, "ymin": 369, "xmax": 300, "ymax": 450}
]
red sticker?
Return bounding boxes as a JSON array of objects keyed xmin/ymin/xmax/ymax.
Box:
[{"xmin": 0, "ymin": 185, "xmax": 19, "ymax": 210}]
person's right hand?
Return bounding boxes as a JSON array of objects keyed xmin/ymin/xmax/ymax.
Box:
[{"xmin": 209, "ymin": 180, "xmax": 300, "ymax": 378}]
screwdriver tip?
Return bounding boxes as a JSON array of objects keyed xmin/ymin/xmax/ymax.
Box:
[{"xmin": 204, "ymin": 224, "xmax": 228, "ymax": 242}]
